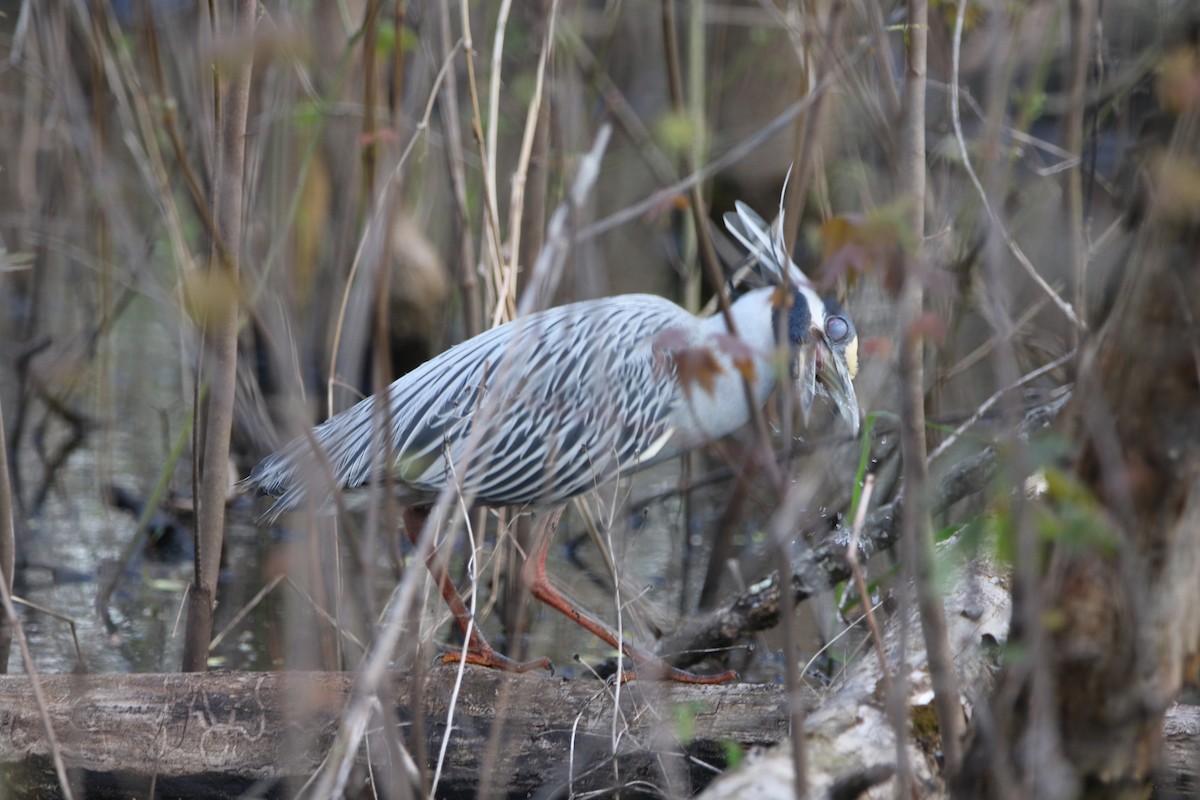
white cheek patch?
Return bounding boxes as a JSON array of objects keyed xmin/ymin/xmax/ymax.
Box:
[{"xmin": 801, "ymin": 288, "xmax": 825, "ymax": 326}]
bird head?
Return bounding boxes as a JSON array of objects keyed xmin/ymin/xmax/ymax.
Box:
[
  {"xmin": 725, "ymin": 200, "xmax": 861, "ymax": 437},
  {"xmin": 778, "ymin": 285, "xmax": 860, "ymax": 436}
]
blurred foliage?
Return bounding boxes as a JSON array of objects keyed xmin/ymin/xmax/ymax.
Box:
[{"xmin": 957, "ymin": 434, "xmax": 1121, "ymax": 569}]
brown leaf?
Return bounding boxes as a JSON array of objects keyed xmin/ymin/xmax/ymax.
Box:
[
  {"xmin": 713, "ymin": 333, "xmax": 758, "ymax": 383},
  {"xmin": 671, "ymin": 347, "xmax": 724, "ymax": 397},
  {"xmin": 1156, "ymin": 47, "xmax": 1200, "ymax": 114},
  {"xmin": 818, "ymin": 211, "xmax": 908, "ymax": 293},
  {"xmin": 861, "ymin": 336, "xmax": 893, "ymax": 363},
  {"xmin": 654, "ymin": 329, "xmax": 726, "ymax": 398},
  {"xmin": 907, "ymin": 313, "xmax": 947, "ymax": 346}
]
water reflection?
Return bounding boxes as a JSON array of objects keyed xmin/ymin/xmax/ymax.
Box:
[{"xmin": 11, "ymin": 443, "xmax": 828, "ymax": 684}]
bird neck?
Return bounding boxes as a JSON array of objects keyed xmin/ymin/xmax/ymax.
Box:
[
  {"xmin": 699, "ymin": 287, "xmax": 783, "ymax": 403},
  {"xmin": 704, "ymin": 287, "xmax": 780, "ymax": 355}
]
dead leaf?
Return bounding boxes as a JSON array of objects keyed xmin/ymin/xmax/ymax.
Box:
[
  {"xmin": 713, "ymin": 333, "xmax": 758, "ymax": 383},
  {"xmin": 654, "ymin": 328, "xmax": 726, "ymax": 398},
  {"xmin": 907, "ymin": 313, "xmax": 947, "ymax": 346}
]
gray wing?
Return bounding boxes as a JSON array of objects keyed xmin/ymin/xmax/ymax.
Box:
[{"xmin": 247, "ymin": 295, "xmax": 692, "ymax": 516}]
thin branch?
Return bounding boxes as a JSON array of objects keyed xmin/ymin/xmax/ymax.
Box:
[
  {"xmin": 181, "ymin": 0, "xmax": 256, "ymax": 673},
  {"xmin": 141, "ymin": 3, "xmax": 232, "ymax": 271},
  {"xmin": 327, "ymin": 39, "xmax": 463, "ymax": 416},
  {"xmin": 309, "ymin": 128, "xmax": 613, "ymax": 798},
  {"xmin": 0, "ymin": 394, "xmax": 73, "ymax": 797},
  {"xmin": 457, "ymin": 0, "xmax": 506, "ymax": 321},
  {"xmin": 437, "ymin": 3, "xmax": 482, "ymax": 338},
  {"xmin": 846, "ymin": 476, "xmax": 887, "ymax": 690},
  {"xmin": 1063, "ymin": 0, "xmax": 1097, "ymax": 348},
  {"xmin": 766, "ymin": 480, "xmax": 815, "ymax": 799},
  {"xmin": 782, "ymin": 0, "xmax": 845, "ymax": 247},
  {"xmin": 950, "ymin": 0, "xmax": 1085, "ymax": 330},
  {"xmin": 661, "ymin": 0, "xmax": 785, "ymax": 501},
  {"xmin": 562, "ymin": 27, "xmax": 678, "ymax": 187},
  {"xmin": 929, "ymin": 350, "xmax": 1076, "ymax": 463},
  {"xmin": 360, "ymin": 0, "xmax": 380, "ymax": 200},
  {"xmin": 0, "ymin": 392, "xmax": 15, "ymax": 672},
  {"xmin": 496, "ymin": 0, "xmax": 560, "ymax": 328},
  {"xmin": 578, "ymin": 33, "xmax": 874, "ymax": 242},
  {"xmin": 484, "ymin": 0, "xmax": 513, "ymax": 205},
  {"xmin": 901, "ymin": 0, "xmax": 964, "ymax": 778}
]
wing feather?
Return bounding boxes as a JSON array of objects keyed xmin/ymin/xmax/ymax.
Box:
[{"xmin": 247, "ymin": 294, "xmax": 693, "ymax": 516}]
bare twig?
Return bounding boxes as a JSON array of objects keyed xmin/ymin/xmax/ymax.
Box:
[
  {"xmin": 929, "ymin": 350, "xmax": 1076, "ymax": 463},
  {"xmin": 1063, "ymin": 0, "xmax": 1097, "ymax": 347},
  {"xmin": 516, "ymin": 126, "xmax": 612, "ymax": 315},
  {"xmin": 0, "ymin": 390, "xmax": 73, "ymax": 797},
  {"xmin": 661, "ymin": 0, "xmax": 786, "ymax": 503},
  {"xmin": 563, "ymin": 27, "xmax": 678, "ymax": 187},
  {"xmin": 308, "ymin": 129, "xmax": 613, "ymax": 798},
  {"xmin": 457, "ymin": 0, "xmax": 506, "ymax": 321},
  {"xmin": 846, "ymin": 475, "xmax": 887, "ymax": 690},
  {"xmin": 496, "ymin": 0, "xmax": 560, "ymax": 329},
  {"xmin": 180, "ymin": 0, "xmax": 255, "ymax": 671},
  {"xmin": 782, "ymin": 1, "xmax": 845, "ymax": 248},
  {"xmin": 578, "ymin": 33, "xmax": 874, "ymax": 242},
  {"xmin": 0, "ymin": 393, "xmax": 14, "ymax": 672},
  {"xmin": 360, "ymin": 0, "xmax": 381, "ymax": 200},
  {"xmin": 900, "ymin": 0, "xmax": 963, "ymax": 781},
  {"xmin": 950, "ymin": 0, "xmax": 1084, "ymax": 330},
  {"xmin": 432, "ymin": 487, "xmax": 481, "ymax": 796},
  {"xmin": 141, "ymin": 4, "xmax": 232, "ymax": 271},
  {"xmin": 207, "ymin": 574, "xmax": 286, "ymax": 651},
  {"xmin": 437, "ymin": 3, "xmax": 483, "ymax": 338},
  {"xmin": 327, "ymin": 39, "xmax": 464, "ymax": 416},
  {"xmin": 181, "ymin": 0, "xmax": 256, "ymax": 673},
  {"xmin": 958, "ymin": 2, "xmax": 1075, "ymax": 795},
  {"xmin": 484, "ymin": 0, "xmax": 513, "ymax": 209},
  {"xmin": 95, "ymin": 401, "xmax": 197, "ymax": 632},
  {"xmin": 766, "ymin": 480, "xmax": 819, "ymax": 799}
]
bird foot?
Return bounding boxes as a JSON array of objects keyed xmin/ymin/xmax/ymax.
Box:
[
  {"xmin": 439, "ymin": 647, "xmax": 554, "ymax": 675},
  {"xmin": 659, "ymin": 666, "xmax": 739, "ymax": 685},
  {"xmin": 608, "ymin": 655, "xmax": 739, "ymax": 684},
  {"xmin": 619, "ymin": 666, "xmax": 739, "ymax": 686}
]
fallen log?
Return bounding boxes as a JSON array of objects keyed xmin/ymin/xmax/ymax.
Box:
[
  {"xmin": 0, "ymin": 667, "xmax": 793, "ymax": 799},
  {"xmin": 2, "ymin": 664, "xmax": 1199, "ymax": 798}
]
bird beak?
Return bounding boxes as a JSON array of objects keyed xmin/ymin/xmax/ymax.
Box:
[
  {"xmin": 793, "ymin": 346, "xmax": 818, "ymax": 425},
  {"xmin": 800, "ymin": 334, "xmax": 860, "ymax": 437}
]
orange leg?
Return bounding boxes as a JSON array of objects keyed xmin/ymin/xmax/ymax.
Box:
[
  {"xmin": 521, "ymin": 508, "xmax": 738, "ymax": 684},
  {"xmin": 404, "ymin": 507, "xmax": 552, "ymax": 674}
]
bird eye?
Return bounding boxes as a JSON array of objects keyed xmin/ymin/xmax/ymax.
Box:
[{"xmin": 826, "ymin": 315, "xmax": 849, "ymax": 342}]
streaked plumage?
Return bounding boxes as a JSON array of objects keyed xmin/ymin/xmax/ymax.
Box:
[
  {"xmin": 244, "ymin": 201, "xmax": 860, "ymax": 681},
  {"xmin": 250, "ymin": 289, "xmax": 808, "ymax": 514}
]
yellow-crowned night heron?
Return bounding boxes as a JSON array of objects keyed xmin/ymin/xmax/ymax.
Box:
[{"xmin": 245, "ymin": 202, "xmax": 860, "ymax": 683}]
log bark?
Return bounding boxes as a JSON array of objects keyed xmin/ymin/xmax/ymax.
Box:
[
  {"xmin": 698, "ymin": 540, "xmax": 1012, "ymax": 800},
  {"xmin": 2, "ymin": 666, "xmax": 1200, "ymax": 798},
  {"xmin": 0, "ymin": 668, "xmax": 791, "ymax": 799}
]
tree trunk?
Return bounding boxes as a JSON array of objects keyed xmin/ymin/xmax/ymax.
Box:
[{"xmin": 959, "ymin": 44, "xmax": 1200, "ymax": 798}]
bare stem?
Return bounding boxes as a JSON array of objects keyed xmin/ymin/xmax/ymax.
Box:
[
  {"xmin": 437, "ymin": 3, "xmax": 482, "ymax": 337},
  {"xmin": 181, "ymin": 0, "xmax": 256, "ymax": 673},
  {"xmin": 900, "ymin": 0, "xmax": 964, "ymax": 781},
  {"xmin": 846, "ymin": 476, "xmax": 887, "ymax": 689},
  {"xmin": 1063, "ymin": 0, "xmax": 1097, "ymax": 346}
]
